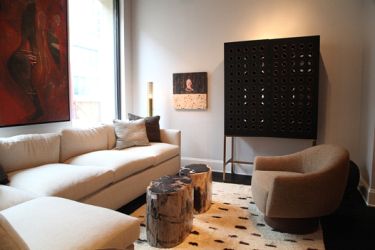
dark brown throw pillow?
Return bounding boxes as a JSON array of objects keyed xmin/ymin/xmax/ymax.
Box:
[
  {"xmin": 0, "ymin": 164, "xmax": 9, "ymax": 185},
  {"xmin": 128, "ymin": 113, "xmax": 161, "ymax": 142}
]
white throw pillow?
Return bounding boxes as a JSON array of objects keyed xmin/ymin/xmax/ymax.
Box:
[{"xmin": 113, "ymin": 119, "xmax": 149, "ymax": 149}]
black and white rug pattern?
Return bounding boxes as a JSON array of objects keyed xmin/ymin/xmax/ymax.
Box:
[{"xmin": 132, "ymin": 182, "xmax": 324, "ymax": 250}]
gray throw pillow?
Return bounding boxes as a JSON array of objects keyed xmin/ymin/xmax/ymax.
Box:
[
  {"xmin": 128, "ymin": 113, "xmax": 161, "ymax": 142},
  {"xmin": 0, "ymin": 164, "xmax": 9, "ymax": 185},
  {"xmin": 113, "ymin": 119, "xmax": 150, "ymax": 149}
]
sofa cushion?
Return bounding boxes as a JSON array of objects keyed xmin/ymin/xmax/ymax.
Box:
[
  {"xmin": 113, "ymin": 119, "xmax": 149, "ymax": 149},
  {"xmin": 0, "ymin": 133, "xmax": 60, "ymax": 173},
  {"xmin": 60, "ymin": 125, "xmax": 110, "ymax": 162},
  {"xmin": 0, "ymin": 213, "xmax": 29, "ymax": 250},
  {"xmin": 251, "ymin": 170, "xmax": 302, "ymax": 214},
  {"xmin": 1, "ymin": 197, "xmax": 140, "ymax": 250},
  {"xmin": 7, "ymin": 164, "xmax": 113, "ymax": 201},
  {"xmin": 0, "ymin": 185, "xmax": 38, "ymax": 211},
  {"xmin": 66, "ymin": 150, "xmax": 155, "ymax": 182},
  {"xmin": 128, "ymin": 113, "xmax": 161, "ymax": 142},
  {"xmin": 123, "ymin": 142, "xmax": 180, "ymax": 166}
]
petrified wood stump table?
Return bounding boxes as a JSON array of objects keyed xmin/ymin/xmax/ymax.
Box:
[
  {"xmin": 146, "ymin": 175, "xmax": 193, "ymax": 248},
  {"xmin": 180, "ymin": 164, "xmax": 212, "ymax": 214}
]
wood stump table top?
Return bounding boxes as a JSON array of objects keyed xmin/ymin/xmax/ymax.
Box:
[
  {"xmin": 148, "ymin": 175, "xmax": 191, "ymax": 194},
  {"xmin": 180, "ymin": 164, "xmax": 210, "ymax": 175}
]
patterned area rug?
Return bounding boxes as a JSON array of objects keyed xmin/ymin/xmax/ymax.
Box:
[{"xmin": 132, "ymin": 182, "xmax": 325, "ymax": 250}]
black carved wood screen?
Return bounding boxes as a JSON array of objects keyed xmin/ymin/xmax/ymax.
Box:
[{"xmin": 224, "ymin": 36, "xmax": 320, "ymax": 139}]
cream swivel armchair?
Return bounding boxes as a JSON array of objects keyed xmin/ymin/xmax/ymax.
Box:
[{"xmin": 251, "ymin": 144, "xmax": 349, "ymax": 234}]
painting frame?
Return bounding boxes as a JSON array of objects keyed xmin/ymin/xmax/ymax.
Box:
[
  {"xmin": 173, "ymin": 72, "xmax": 208, "ymax": 110},
  {"xmin": 0, "ymin": 0, "xmax": 70, "ymax": 127}
]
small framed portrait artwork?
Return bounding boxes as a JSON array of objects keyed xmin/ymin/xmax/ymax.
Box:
[{"xmin": 173, "ymin": 72, "xmax": 208, "ymax": 110}]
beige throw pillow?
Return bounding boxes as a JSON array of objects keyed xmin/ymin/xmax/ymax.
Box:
[{"xmin": 113, "ymin": 119, "xmax": 149, "ymax": 149}]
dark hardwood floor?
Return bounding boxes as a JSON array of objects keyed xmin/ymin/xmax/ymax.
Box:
[
  {"xmin": 118, "ymin": 172, "xmax": 375, "ymax": 250},
  {"xmin": 320, "ymin": 188, "xmax": 375, "ymax": 250}
]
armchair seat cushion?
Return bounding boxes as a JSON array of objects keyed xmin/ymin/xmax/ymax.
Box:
[
  {"xmin": 7, "ymin": 164, "xmax": 113, "ymax": 200},
  {"xmin": 1, "ymin": 197, "xmax": 140, "ymax": 250},
  {"xmin": 252, "ymin": 170, "xmax": 302, "ymax": 214}
]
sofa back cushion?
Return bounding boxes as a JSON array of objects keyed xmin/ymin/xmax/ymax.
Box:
[
  {"xmin": 0, "ymin": 133, "xmax": 60, "ymax": 173},
  {"xmin": 60, "ymin": 125, "xmax": 109, "ymax": 162},
  {"xmin": 0, "ymin": 214, "xmax": 29, "ymax": 250}
]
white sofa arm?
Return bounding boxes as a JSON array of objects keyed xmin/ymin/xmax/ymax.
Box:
[{"xmin": 160, "ymin": 129, "xmax": 181, "ymax": 147}]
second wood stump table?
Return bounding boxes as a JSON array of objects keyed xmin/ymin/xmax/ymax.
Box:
[{"xmin": 180, "ymin": 164, "xmax": 212, "ymax": 214}]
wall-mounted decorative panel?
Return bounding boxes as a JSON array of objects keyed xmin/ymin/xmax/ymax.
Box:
[{"xmin": 224, "ymin": 36, "xmax": 320, "ymax": 139}]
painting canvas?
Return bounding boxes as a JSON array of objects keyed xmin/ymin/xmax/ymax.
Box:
[
  {"xmin": 0, "ymin": 0, "xmax": 70, "ymax": 127},
  {"xmin": 173, "ymin": 72, "xmax": 208, "ymax": 110}
]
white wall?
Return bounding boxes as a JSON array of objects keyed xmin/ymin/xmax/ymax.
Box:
[
  {"xmin": 359, "ymin": 0, "xmax": 375, "ymax": 204},
  {"xmin": 130, "ymin": 0, "xmax": 364, "ymax": 174}
]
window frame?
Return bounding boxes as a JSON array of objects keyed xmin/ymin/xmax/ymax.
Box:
[{"xmin": 113, "ymin": 0, "xmax": 122, "ymax": 119}]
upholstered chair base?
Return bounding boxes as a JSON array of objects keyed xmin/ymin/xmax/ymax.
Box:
[{"xmin": 264, "ymin": 216, "xmax": 319, "ymax": 234}]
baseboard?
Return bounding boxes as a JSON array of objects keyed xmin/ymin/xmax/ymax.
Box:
[
  {"xmin": 359, "ymin": 177, "xmax": 375, "ymax": 207},
  {"xmin": 181, "ymin": 157, "xmax": 253, "ymax": 176}
]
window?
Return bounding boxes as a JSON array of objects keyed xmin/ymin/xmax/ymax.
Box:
[{"xmin": 68, "ymin": 0, "xmax": 120, "ymax": 127}]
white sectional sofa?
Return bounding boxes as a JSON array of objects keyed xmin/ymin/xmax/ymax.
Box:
[{"xmin": 0, "ymin": 124, "xmax": 181, "ymax": 249}]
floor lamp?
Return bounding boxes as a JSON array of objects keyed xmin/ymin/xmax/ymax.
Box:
[{"xmin": 147, "ymin": 82, "xmax": 153, "ymax": 117}]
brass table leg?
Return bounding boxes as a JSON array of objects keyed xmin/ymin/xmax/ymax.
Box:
[{"xmin": 223, "ymin": 135, "xmax": 226, "ymax": 181}]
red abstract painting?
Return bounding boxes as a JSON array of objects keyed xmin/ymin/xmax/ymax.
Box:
[{"xmin": 0, "ymin": 0, "xmax": 69, "ymax": 127}]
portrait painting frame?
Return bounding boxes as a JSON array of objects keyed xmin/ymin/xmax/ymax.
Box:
[
  {"xmin": 173, "ymin": 72, "xmax": 208, "ymax": 110},
  {"xmin": 0, "ymin": 0, "xmax": 70, "ymax": 127}
]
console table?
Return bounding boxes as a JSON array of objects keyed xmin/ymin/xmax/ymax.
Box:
[{"xmin": 222, "ymin": 136, "xmax": 253, "ymax": 181}]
